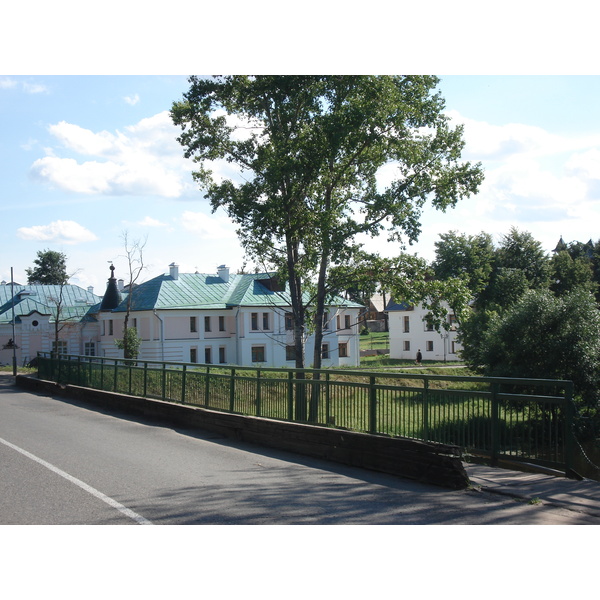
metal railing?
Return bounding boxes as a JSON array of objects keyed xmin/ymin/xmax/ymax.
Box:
[{"xmin": 37, "ymin": 352, "xmax": 576, "ymax": 475}]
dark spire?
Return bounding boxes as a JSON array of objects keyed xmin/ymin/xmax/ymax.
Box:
[
  {"xmin": 100, "ymin": 265, "xmax": 122, "ymax": 311},
  {"xmin": 553, "ymin": 236, "xmax": 567, "ymax": 253}
]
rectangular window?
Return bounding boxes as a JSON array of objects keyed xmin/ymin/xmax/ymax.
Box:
[
  {"xmin": 424, "ymin": 315, "xmax": 434, "ymax": 332},
  {"xmin": 219, "ymin": 316, "xmax": 225, "ymax": 332},
  {"xmin": 84, "ymin": 342, "xmax": 95, "ymax": 356},
  {"xmin": 190, "ymin": 348, "xmax": 197, "ymax": 363},
  {"xmin": 322, "ymin": 343, "xmax": 329, "ymax": 359},
  {"xmin": 109, "ymin": 320, "xmax": 114, "ymax": 336},
  {"xmin": 403, "ymin": 340, "xmax": 411, "ymax": 352},
  {"xmin": 403, "ymin": 316, "xmax": 410, "ymax": 333},
  {"xmin": 251, "ymin": 312, "xmax": 259, "ymax": 331},
  {"xmin": 337, "ymin": 315, "xmax": 341, "ymax": 330},
  {"xmin": 190, "ymin": 316, "xmax": 197, "ymax": 333},
  {"xmin": 204, "ymin": 316, "xmax": 211, "ymax": 332},
  {"xmin": 53, "ymin": 340, "xmax": 67, "ymax": 355},
  {"xmin": 426, "ymin": 340, "xmax": 434, "ymax": 352},
  {"xmin": 132, "ymin": 318, "xmax": 137, "ymax": 330},
  {"xmin": 205, "ymin": 347, "xmax": 212, "ymax": 364},
  {"xmin": 262, "ymin": 312, "xmax": 270, "ymax": 330},
  {"xmin": 219, "ymin": 347, "xmax": 226, "ymax": 364},
  {"xmin": 251, "ymin": 346, "xmax": 265, "ymax": 363},
  {"xmin": 323, "ymin": 311, "xmax": 329, "ymax": 330},
  {"xmin": 286, "ymin": 345, "xmax": 296, "ymax": 361},
  {"xmin": 285, "ymin": 312, "xmax": 293, "ymax": 331},
  {"xmin": 339, "ymin": 342, "xmax": 348, "ymax": 358},
  {"xmin": 344, "ymin": 315, "xmax": 351, "ymax": 330}
]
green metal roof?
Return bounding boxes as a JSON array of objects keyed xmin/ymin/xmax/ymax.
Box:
[
  {"xmin": 109, "ymin": 271, "xmax": 362, "ymax": 313},
  {"xmin": 0, "ymin": 284, "xmax": 101, "ymax": 324}
]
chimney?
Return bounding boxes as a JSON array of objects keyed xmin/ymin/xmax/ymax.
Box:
[
  {"xmin": 169, "ymin": 262, "xmax": 179, "ymax": 280},
  {"xmin": 217, "ymin": 264, "xmax": 229, "ymax": 283},
  {"xmin": 117, "ymin": 279, "xmax": 124, "ymax": 291},
  {"xmin": 87, "ymin": 286, "xmax": 94, "ymax": 294}
]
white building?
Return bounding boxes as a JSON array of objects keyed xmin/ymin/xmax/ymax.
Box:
[
  {"xmin": 385, "ymin": 300, "xmax": 462, "ymax": 362},
  {"xmin": 95, "ymin": 263, "xmax": 362, "ymax": 368}
]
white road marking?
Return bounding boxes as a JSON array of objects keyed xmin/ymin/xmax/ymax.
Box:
[{"xmin": 0, "ymin": 436, "xmax": 153, "ymax": 525}]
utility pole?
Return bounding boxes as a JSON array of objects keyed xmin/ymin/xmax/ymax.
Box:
[{"xmin": 11, "ymin": 267, "xmax": 16, "ymax": 376}]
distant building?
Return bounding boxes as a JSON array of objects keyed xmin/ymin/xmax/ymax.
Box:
[
  {"xmin": 385, "ymin": 299, "xmax": 461, "ymax": 362},
  {"xmin": 2, "ymin": 264, "xmax": 361, "ymax": 368},
  {"xmin": 0, "ymin": 283, "xmax": 101, "ymax": 365},
  {"xmin": 96, "ymin": 263, "xmax": 362, "ymax": 368}
]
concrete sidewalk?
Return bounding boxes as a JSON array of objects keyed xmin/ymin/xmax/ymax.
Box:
[{"xmin": 465, "ymin": 462, "xmax": 600, "ymax": 518}]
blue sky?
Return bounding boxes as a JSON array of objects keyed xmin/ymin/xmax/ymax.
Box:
[{"xmin": 2, "ymin": 74, "xmax": 600, "ymax": 294}]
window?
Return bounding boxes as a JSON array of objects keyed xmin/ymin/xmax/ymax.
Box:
[
  {"xmin": 426, "ymin": 341, "xmax": 434, "ymax": 352},
  {"xmin": 344, "ymin": 315, "xmax": 351, "ymax": 330},
  {"xmin": 84, "ymin": 342, "xmax": 95, "ymax": 356},
  {"xmin": 336, "ymin": 315, "xmax": 341, "ymax": 330},
  {"xmin": 403, "ymin": 316, "xmax": 410, "ymax": 333},
  {"xmin": 451, "ymin": 341, "xmax": 460, "ymax": 354},
  {"xmin": 190, "ymin": 348, "xmax": 197, "ymax": 363},
  {"xmin": 108, "ymin": 320, "xmax": 114, "ymax": 336},
  {"xmin": 403, "ymin": 340, "xmax": 411, "ymax": 352},
  {"xmin": 449, "ymin": 314, "xmax": 458, "ymax": 330},
  {"xmin": 190, "ymin": 316, "xmax": 197, "ymax": 333},
  {"xmin": 204, "ymin": 316, "xmax": 211, "ymax": 332},
  {"xmin": 52, "ymin": 340, "xmax": 67, "ymax": 355},
  {"xmin": 251, "ymin": 312, "xmax": 259, "ymax": 331},
  {"xmin": 219, "ymin": 316, "xmax": 225, "ymax": 332},
  {"xmin": 286, "ymin": 345, "xmax": 296, "ymax": 361},
  {"xmin": 251, "ymin": 346, "xmax": 265, "ymax": 363},
  {"xmin": 424, "ymin": 315, "xmax": 434, "ymax": 332},
  {"xmin": 323, "ymin": 311, "xmax": 329, "ymax": 330},
  {"xmin": 285, "ymin": 312, "xmax": 293, "ymax": 330},
  {"xmin": 219, "ymin": 347, "xmax": 226, "ymax": 364},
  {"xmin": 132, "ymin": 318, "xmax": 137, "ymax": 330},
  {"xmin": 321, "ymin": 343, "xmax": 329, "ymax": 359},
  {"xmin": 205, "ymin": 347, "xmax": 212, "ymax": 364},
  {"xmin": 263, "ymin": 312, "xmax": 270, "ymax": 330},
  {"xmin": 339, "ymin": 342, "xmax": 348, "ymax": 358}
]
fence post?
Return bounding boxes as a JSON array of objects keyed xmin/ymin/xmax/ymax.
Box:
[
  {"xmin": 162, "ymin": 362, "xmax": 167, "ymax": 400},
  {"xmin": 287, "ymin": 371, "xmax": 294, "ymax": 421},
  {"xmin": 181, "ymin": 364, "xmax": 187, "ymax": 404},
  {"xmin": 113, "ymin": 360, "xmax": 118, "ymax": 393},
  {"xmin": 256, "ymin": 369, "xmax": 261, "ymax": 417},
  {"xmin": 229, "ymin": 368, "xmax": 236, "ymax": 412},
  {"xmin": 490, "ymin": 382, "xmax": 499, "ymax": 466},
  {"xmin": 564, "ymin": 381, "xmax": 577, "ymax": 478},
  {"xmin": 100, "ymin": 357, "xmax": 104, "ymax": 390},
  {"xmin": 422, "ymin": 378, "xmax": 429, "ymax": 441},
  {"xmin": 143, "ymin": 362, "xmax": 148, "ymax": 398},
  {"xmin": 369, "ymin": 375, "xmax": 377, "ymax": 434},
  {"xmin": 204, "ymin": 365, "xmax": 211, "ymax": 407}
]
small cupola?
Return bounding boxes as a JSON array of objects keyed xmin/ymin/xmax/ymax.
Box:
[{"xmin": 100, "ymin": 265, "xmax": 122, "ymax": 311}]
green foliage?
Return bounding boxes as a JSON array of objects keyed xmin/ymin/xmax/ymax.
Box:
[
  {"xmin": 26, "ymin": 249, "xmax": 68, "ymax": 285},
  {"xmin": 550, "ymin": 250, "xmax": 597, "ymax": 297},
  {"xmin": 464, "ymin": 289, "xmax": 600, "ymax": 406},
  {"xmin": 115, "ymin": 327, "xmax": 142, "ymax": 360}
]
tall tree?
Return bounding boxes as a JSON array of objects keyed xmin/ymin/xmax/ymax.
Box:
[
  {"xmin": 433, "ymin": 230, "xmax": 495, "ymax": 301},
  {"xmin": 26, "ymin": 250, "xmax": 68, "ymax": 285},
  {"xmin": 172, "ymin": 76, "xmax": 483, "ymax": 417}
]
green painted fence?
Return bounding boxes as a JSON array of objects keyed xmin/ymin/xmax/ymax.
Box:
[{"xmin": 37, "ymin": 352, "xmax": 576, "ymax": 475}]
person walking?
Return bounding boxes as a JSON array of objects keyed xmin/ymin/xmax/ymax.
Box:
[{"xmin": 415, "ymin": 349, "xmax": 422, "ymax": 365}]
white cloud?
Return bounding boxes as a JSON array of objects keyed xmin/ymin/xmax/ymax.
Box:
[
  {"xmin": 17, "ymin": 220, "xmax": 98, "ymax": 245},
  {"xmin": 0, "ymin": 77, "xmax": 17, "ymax": 89},
  {"xmin": 179, "ymin": 210, "xmax": 237, "ymax": 239},
  {"xmin": 30, "ymin": 111, "xmax": 195, "ymax": 198},
  {"xmin": 137, "ymin": 216, "xmax": 167, "ymax": 227},
  {"xmin": 124, "ymin": 93, "xmax": 140, "ymax": 106}
]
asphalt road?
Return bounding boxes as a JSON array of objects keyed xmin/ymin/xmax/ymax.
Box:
[{"xmin": 1, "ymin": 374, "xmax": 598, "ymax": 525}]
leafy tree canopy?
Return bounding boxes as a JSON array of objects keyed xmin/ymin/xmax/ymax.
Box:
[
  {"xmin": 26, "ymin": 249, "xmax": 68, "ymax": 285},
  {"xmin": 172, "ymin": 75, "xmax": 484, "ymax": 373}
]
